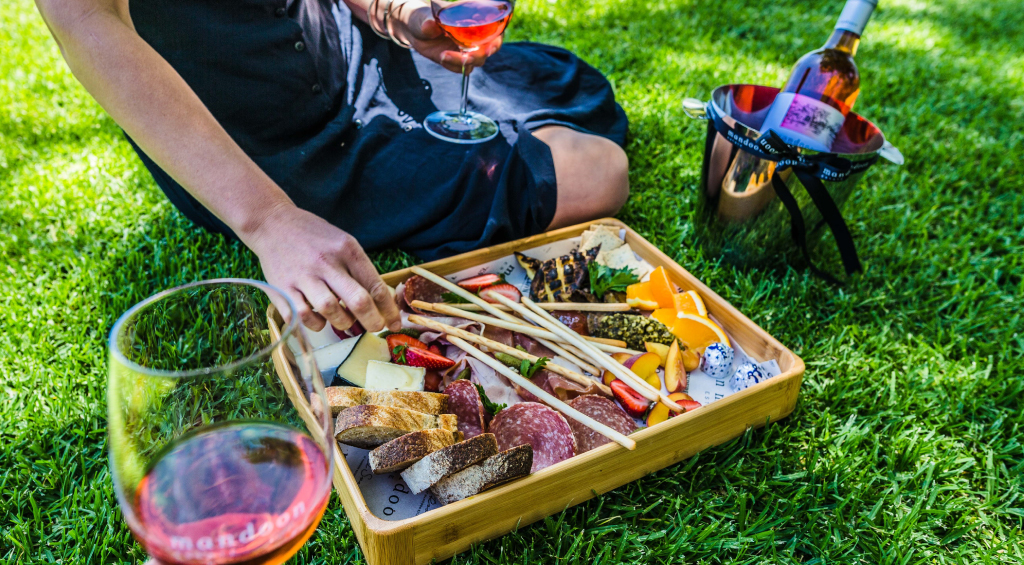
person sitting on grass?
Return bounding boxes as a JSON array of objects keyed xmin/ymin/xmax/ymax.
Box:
[{"xmin": 35, "ymin": 0, "xmax": 630, "ymax": 335}]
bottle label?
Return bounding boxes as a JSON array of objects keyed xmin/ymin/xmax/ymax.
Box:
[{"xmin": 760, "ymin": 92, "xmax": 845, "ymax": 152}]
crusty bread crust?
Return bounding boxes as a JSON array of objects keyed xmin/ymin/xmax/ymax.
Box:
[
  {"xmin": 334, "ymin": 405, "xmax": 458, "ymax": 449},
  {"xmin": 368, "ymin": 429, "xmax": 462, "ymax": 474},
  {"xmin": 327, "ymin": 387, "xmax": 449, "ymax": 416},
  {"xmin": 400, "ymin": 433, "xmax": 498, "ymax": 494},
  {"xmin": 429, "ymin": 445, "xmax": 533, "ymax": 505}
]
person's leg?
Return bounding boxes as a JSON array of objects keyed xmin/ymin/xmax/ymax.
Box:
[{"xmin": 534, "ymin": 126, "xmax": 630, "ymax": 230}]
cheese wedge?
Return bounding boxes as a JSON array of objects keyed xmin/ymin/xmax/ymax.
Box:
[
  {"xmin": 335, "ymin": 333, "xmax": 391, "ymax": 387},
  {"xmin": 364, "ymin": 360, "xmax": 425, "ymax": 392}
]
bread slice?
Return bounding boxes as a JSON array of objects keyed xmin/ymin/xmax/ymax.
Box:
[
  {"xmin": 368, "ymin": 429, "xmax": 463, "ymax": 474},
  {"xmin": 400, "ymin": 433, "xmax": 498, "ymax": 494},
  {"xmin": 429, "ymin": 444, "xmax": 534, "ymax": 505},
  {"xmin": 335, "ymin": 405, "xmax": 458, "ymax": 449},
  {"xmin": 326, "ymin": 387, "xmax": 448, "ymax": 416}
]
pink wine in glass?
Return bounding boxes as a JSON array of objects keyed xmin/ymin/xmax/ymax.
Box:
[
  {"xmin": 132, "ymin": 422, "xmax": 330, "ymax": 565},
  {"xmin": 435, "ymin": 0, "xmax": 513, "ymax": 50}
]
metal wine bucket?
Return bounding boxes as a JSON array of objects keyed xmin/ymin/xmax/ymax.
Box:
[{"xmin": 683, "ymin": 84, "xmax": 904, "ymax": 280}]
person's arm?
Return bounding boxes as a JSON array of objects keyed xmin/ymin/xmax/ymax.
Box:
[{"xmin": 35, "ymin": 0, "xmax": 400, "ymax": 333}]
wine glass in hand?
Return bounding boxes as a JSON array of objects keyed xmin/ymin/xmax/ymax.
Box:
[
  {"xmin": 423, "ymin": 0, "xmax": 514, "ymax": 144},
  {"xmin": 108, "ymin": 280, "xmax": 333, "ymax": 565}
]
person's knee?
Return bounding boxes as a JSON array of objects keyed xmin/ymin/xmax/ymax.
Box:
[
  {"xmin": 598, "ymin": 141, "xmax": 629, "ymax": 215},
  {"xmin": 537, "ymin": 126, "xmax": 630, "ymax": 228}
]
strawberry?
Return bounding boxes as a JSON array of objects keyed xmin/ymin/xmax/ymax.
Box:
[
  {"xmin": 457, "ymin": 273, "xmax": 503, "ymax": 292},
  {"xmin": 428, "ymin": 344, "xmax": 444, "ymax": 356},
  {"xmin": 480, "ymin": 283, "xmax": 521, "ymax": 304},
  {"xmin": 387, "ymin": 334, "xmax": 428, "ymax": 364},
  {"xmin": 403, "ymin": 347, "xmax": 456, "ymax": 370},
  {"xmin": 676, "ymin": 399, "xmax": 702, "ymax": 412},
  {"xmin": 610, "ymin": 379, "xmax": 650, "ymax": 417}
]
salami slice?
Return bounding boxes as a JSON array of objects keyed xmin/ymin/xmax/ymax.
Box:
[
  {"xmin": 403, "ymin": 275, "xmax": 448, "ymax": 311},
  {"xmin": 444, "ymin": 379, "xmax": 486, "ymax": 439},
  {"xmin": 489, "ymin": 402, "xmax": 576, "ymax": 472},
  {"xmin": 565, "ymin": 395, "xmax": 636, "ymax": 453}
]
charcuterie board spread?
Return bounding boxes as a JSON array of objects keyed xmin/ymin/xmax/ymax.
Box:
[{"xmin": 286, "ymin": 224, "xmax": 782, "ymax": 520}]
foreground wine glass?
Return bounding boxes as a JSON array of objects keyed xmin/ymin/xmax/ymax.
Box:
[
  {"xmin": 108, "ymin": 279, "xmax": 333, "ymax": 565},
  {"xmin": 423, "ymin": 0, "xmax": 514, "ymax": 144}
]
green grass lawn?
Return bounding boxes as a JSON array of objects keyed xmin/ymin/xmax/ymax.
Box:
[{"xmin": 2, "ymin": 0, "xmax": 1023, "ymax": 562}]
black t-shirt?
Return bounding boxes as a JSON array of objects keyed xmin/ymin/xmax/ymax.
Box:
[{"xmin": 130, "ymin": 0, "xmax": 346, "ymax": 156}]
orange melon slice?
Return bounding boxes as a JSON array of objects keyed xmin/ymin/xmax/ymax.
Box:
[
  {"xmin": 625, "ymin": 282, "xmax": 659, "ymax": 310},
  {"xmin": 648, "ymin": 266, "xmax": 676, "ymax": 309},
  {"xmin": 672, "ymin": 290, "xmax": 708, "ymax": 317}
]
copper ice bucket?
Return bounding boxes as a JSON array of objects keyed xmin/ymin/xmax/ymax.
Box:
[{"xmin": 683, "ymin": 84, "xmax": 904, "ymax": 281}]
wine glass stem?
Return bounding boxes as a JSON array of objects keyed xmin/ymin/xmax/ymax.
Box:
[{"xmin": 459, "ymin": 50, "xmax": 471, "ymax": 118}]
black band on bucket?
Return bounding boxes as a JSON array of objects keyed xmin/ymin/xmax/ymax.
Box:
[{"xmin": 705, "ymin": 103, "xmax": 877, "ymax": 281}]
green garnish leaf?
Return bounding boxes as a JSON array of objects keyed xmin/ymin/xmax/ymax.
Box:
[
  {"xmin": 441, "ymin": 292, "xmax": 471, "ymax": 304},
  {"xmin": 475, "ymin": 384, "xmax": 507, "ymax": 417},
  {"xmin": 392, "ymin": 345, "xmax": 407, "ymax": 364},
  {"xmin": 588, "ymin": 262, "xmax": 640, "ymax": 298},
  {"xmin": 519, "ymin": 356, "xmax": 549, "ymax": 379}
]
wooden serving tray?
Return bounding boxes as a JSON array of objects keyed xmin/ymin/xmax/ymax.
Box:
[{"xmin": 267, "ymin": 218, "xmax": 804, "ymax": 565}]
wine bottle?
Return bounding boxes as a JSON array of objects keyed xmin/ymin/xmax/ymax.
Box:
[{"xmin": 722, "ymin": 0, "xmax": 876, "ymax": 195}]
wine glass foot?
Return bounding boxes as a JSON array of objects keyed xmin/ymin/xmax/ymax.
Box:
[{"xmin": 423, "ymin": 110, "xmax": 499, "ymax": 144}]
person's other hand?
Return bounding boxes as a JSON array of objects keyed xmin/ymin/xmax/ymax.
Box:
[
  {"xmin": 392, "ymin": 1, "xmax": 503, "ymax": 74},
  {"xmin": 245, "ymin": 204, "xmax": 402, "ymax": 333}
]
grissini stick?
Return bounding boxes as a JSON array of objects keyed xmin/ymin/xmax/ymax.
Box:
[
  {"xmin": 414, "ymin": 301, "xmax": 636, "ymax": 353},
  {"xmin": 408, "ymin": 315, "xmax": 613, "ymax": 397},
  {"xmin": 443, "ymin": 302, "xmax": 631, "ymax": 312},
  {"xmin": 408, "ymin": 267, "xmax": 601, "ymax": 375},
  {"xmin": 488, "ymin": 293, "xmax": 684, "ymax": 413},
  {"xmin": 448, "ymin": 336, "xmax": 636, "ymax": 451},
  {"xmin": 520, "ymin": 296, "xmax": 686, "ymax": 413}
]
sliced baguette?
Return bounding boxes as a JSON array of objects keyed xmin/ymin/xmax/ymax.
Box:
[
  {"xmin": 400, "ymin": 433, "xmax": 498, "ymax": 494},
  {"xmin": 429, "ymin": 444, "xmax": 533, "ymax": 505},
  {"xmin": 368, "ymin": 429, "xmax": 463, "ymax": 474},
  {"xmin": 326, "ymin": 386, "xmax": 448, "ymax": 416},
  {"xmin": 335, "ymin": 405, "xmax": 458, "ymax": 449}
]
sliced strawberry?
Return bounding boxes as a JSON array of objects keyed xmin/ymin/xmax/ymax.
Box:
[
  {"xmin": 403, "ymin": 347, "xmax": 457, "ymax": 370},
  {"xmin": 610, "ymin": 379, "xmax": 651, "ymax": 417},
  {"xmin": 676, "ymin": 399, "xmax": 702, "ymax": 412},
  {"xmin": 457, "ymin": 273, "xmax": 503, "ymax": 292},
  {"xmin": 428, "ymin": 344, "xmax": 443, "ymax": 356},
  {"xmin": 480, "ymin": 283, "xmax": 522, "ymax": 304},
  {"xmin": 386, "ymin": 333, "xmax": 428, "ymax": 352}
]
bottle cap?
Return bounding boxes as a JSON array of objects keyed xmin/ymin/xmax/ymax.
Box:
[{"xmin": 835, "ymin": 0, "xmax": 877, "ymax": 36}]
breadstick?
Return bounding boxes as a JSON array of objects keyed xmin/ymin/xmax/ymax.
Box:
[
  {"xmin": 444, "ymin": 302, "xmax": 631, "ymax": 312},
  {"xmin": 415, "ymin": 301, "xmax": 634, "ymax": 352},
  {"xmin": 448, "ymin": 336, "xmax": 636, "ymax": 451},
  {"xmin": 409, "ymin": 315, "xmax": 612, "ymax": 397},
  {"xmin": 409, "ymin": 267, "xmax": 601, "ymax": 375}
]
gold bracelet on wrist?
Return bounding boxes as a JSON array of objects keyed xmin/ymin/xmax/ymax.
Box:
[
  {"xmin": 384, "ymin": 0, "xmax": 413, "ymax": 49},
  {"xmin": 367, "ymin": 0, "xmax": 391, "ymax": 40}
]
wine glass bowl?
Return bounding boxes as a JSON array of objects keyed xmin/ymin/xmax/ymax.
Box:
[
  {"xmin": 423, "ymin": 0, "xmax": 514, "ymax": 144},
  {"xmin": 108, "ymin": 279, "xmax": 333, "ymax": 565}
]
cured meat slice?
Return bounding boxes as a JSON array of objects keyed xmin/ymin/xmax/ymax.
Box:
[
  {"xmin": 482, "ymin": 325, "xmax": 514, "ymax": 348},
  {"xmin": 444, "ymin": 379, "xmax": 486, "ymax": 439},
  {"xmin": 512, "ymin": 333, "xmax": 556, "ymax": 358},
  {"xmin": 550, "ymin": 311, "xmax": 589, "ymax": 336},
  {"xmin": 565, "ymin": 395, "xmax": 636, "ymax": 453},
  {"xmin": 489, "ymin": 402, "xmax": 576, "ymax": 472},
  {"xmin": 403, "ymin": 275, "xmax": 448, "ymax": 312}
]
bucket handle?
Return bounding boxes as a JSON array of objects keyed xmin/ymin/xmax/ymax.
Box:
[{"xmin": 682, "ymin": 98, "xmax": 708, "ymax": 120}]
